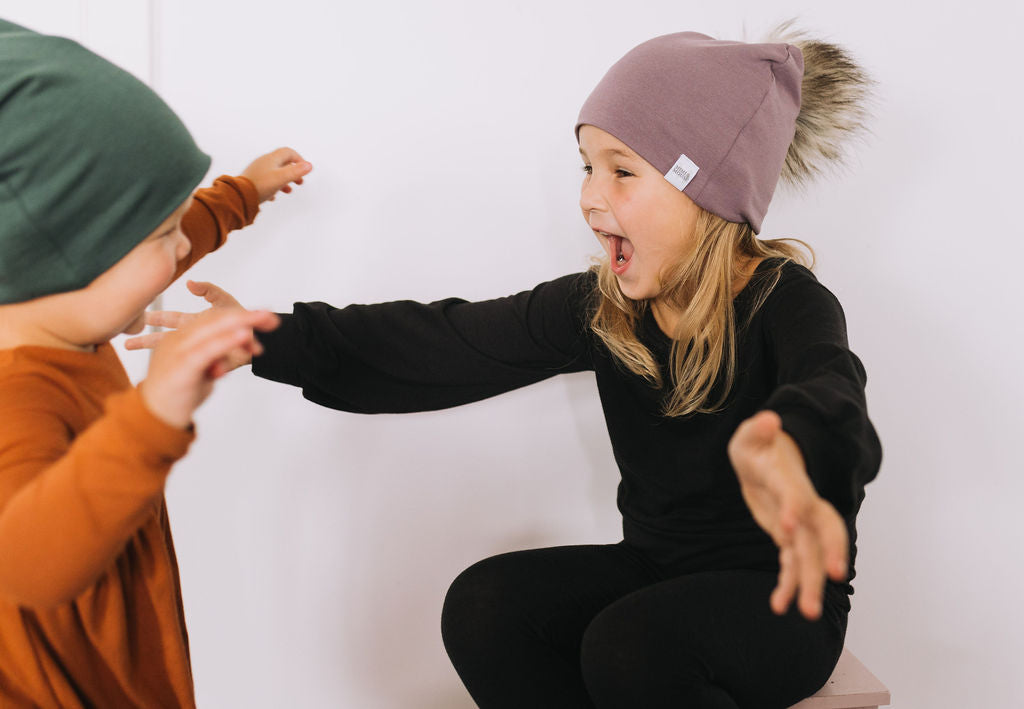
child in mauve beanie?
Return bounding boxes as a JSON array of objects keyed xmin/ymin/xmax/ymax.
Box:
[
  {"xmin": 135, "ymin": 22, "xmax": 880, "ymax": 708},
  {"xmin": 0, "ymin": 18, "xmax": 310, "ymax": 708}
]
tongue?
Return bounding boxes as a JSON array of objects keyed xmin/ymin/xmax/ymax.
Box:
[
  {"xmin": 620, "ymin": 238, "xmax": 634, "ymax": 262},
  {"xmin": 606, "ymin": 235, "xmax": 621, "ymax": 263}
]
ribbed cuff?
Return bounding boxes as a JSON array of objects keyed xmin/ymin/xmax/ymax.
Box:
[
  {"xmin": 251, "ymin": 312, "xmax": 303, "ymax": 387},
  {"xmin": 776, "ymin": 407, "xmax": 854, "ymax": 516},
  {"xmin": 228, "ymin": 174, "xmax": 261, "ymax": 223}
]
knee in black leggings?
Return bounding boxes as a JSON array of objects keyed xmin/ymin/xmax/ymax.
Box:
[
  {"xmin": 441, "ymin": 557, "xmax": 507, "ymax": 661},
  {"xmin": 580, "ymin": 597, "xmax": 739, "ymax": 709}
]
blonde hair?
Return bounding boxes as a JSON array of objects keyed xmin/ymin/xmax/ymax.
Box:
[{"xmin": 589, "ymin": 209, "xmax": 812, "ymax": 417}]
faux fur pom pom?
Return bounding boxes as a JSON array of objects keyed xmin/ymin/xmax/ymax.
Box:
[{"xmin": 767, "ymin": 21, "xmax": 874, "ymax": 187}]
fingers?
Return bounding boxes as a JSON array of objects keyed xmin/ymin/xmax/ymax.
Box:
[
  {"xmin": 777, "ymin": 483, "xmax": 814, "ymax": 540},
  {"xmin": 124, "ymin": 332, "xmax": 165, "ymax": 350},
  {"xmin": 185, "ymin": 326, "xmax": 254, "ymax": 379},
  {"xmin": 795, "ymin": 527, "xmax": 824, "ymax": 619},
  {"xmin": 145, "ymin": 310, "xmax": 192, "ymax": 328},
  {"xmin": 770, "ymin": 531, "xmax": 823, "ymax": 620},
  {"xmin": 179, "ymin": 313, "xmax": 271, "ymax": 376},
  {"xmin": 186, "ymin": 280, "xmax": 242, "ymax": 309},
  {"xmin": 771, "ymin": 547, "xmax": 799, "ymax": 615},
  {"xmin": 241, "ymin": 147, "xmax": 313, "ymax": 202},
  {"xmin": 769, "ymin": 500, "xmax": 848, "ymax": 620},
  {"xmin": 243, "ymin": 336, "xmax": 265, "ymax": 358},
  {"xmin": 125, "ymin": 285, "xmax": 273, "ymax": 358},
  {"xmin": 250, "ymin": 310, "xmax": 280, "ymax": 332},
  {"xmin": 265, "ymin": 147, "xmax": 312, "ymax": 182},
  {"xmin": 124, "ymin": 311, "xmax": 191, "ymax": 350},
  {"xmin": 270, "ymin": 146, "xmax": 306, "ymax": 166},
  {"xmin": 206, "ymin": 356, "xmax": 233, "ymax": 380},
  {"xmin": 174, "ymin": 310, "xmax": 271, "ymax": 375},
  {"xmin": 283, "ymin": 159, "xmax": 312, "ymax": 181},
  {"xmin": 814, "ymin": 502, "xmax": 850, "ymax": 581}
]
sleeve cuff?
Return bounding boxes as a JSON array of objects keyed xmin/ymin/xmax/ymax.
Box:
[
  {"xmin": 775, "ymin": 407, "xmax": 854, "ymax": 515},
  {"xmin": 251, "ymin": 312, "xmax": 303, "ymax": 387},
  {"xmin": 230, "ymin": 175, "xmax": 261, "ymax": 223},
  {"xmin": 215, "ymin": 174, "xmax": 261, "ymax": 225}
]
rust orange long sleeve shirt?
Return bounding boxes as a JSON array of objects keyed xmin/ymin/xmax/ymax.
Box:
[{"xmin": 0, "ymin": 176, "xmax": 259, "ymax": 708}]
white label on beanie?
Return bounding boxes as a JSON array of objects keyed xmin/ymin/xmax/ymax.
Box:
[{"xmin": 665, "ymin": 153, "xmax": 700, "ymax": 191}]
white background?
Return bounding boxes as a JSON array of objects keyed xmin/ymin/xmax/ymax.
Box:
[{"xmin": 2, "ymin": 1, "xmax": 1023, "ymax": 707}]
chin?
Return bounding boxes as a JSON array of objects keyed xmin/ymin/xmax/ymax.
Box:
[
  {"xmin": 124, "ymin": 317, "xmax": 146, "ymax": 336},
  {"xmin": 615, "ymin": 277, "xmax": 657, "ymax": 302}
]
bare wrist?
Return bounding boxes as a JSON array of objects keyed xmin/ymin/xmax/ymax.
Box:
[{"xmin": 138, "ymin": 381, "xmax": 192, "ymax": 430}]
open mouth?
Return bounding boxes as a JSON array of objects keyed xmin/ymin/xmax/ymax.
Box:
[{"xmin": 596, "ymin": 230, "xmax": 634, "ymax": 274}]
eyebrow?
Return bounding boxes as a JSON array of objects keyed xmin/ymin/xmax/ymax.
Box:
[{"xmin": 578, "ymin": 146, "xmax": 638, "ymax": 161}]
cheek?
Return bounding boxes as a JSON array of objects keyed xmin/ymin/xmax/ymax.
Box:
[{"xmin": 656, "ymin": 199, "xmax": 699, "ymax": 250}]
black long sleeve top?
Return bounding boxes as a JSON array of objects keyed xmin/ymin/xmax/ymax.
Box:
[{"xmin": 252, "ymin": 259, "xmax": 881, "ymax": 595}]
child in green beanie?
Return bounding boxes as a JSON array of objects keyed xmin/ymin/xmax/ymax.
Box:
[{"xmin": 0, "ymin": 19, "xmax": 310, "ymax": 707}]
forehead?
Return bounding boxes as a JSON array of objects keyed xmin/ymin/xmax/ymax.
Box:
[{"xmin": 578, "ymin": 125, "xmax": 641, "ymax": 160}]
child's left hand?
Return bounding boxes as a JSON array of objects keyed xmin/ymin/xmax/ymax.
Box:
[
  {"xmin": 125, "ymin": 280, "xmax": 258, "ymax": 375},
  {"xmin": 727, "ymin": 410, "xmax": 848, "ymax": 621},
  {"xmin": 241, "ymin": 147, "xmax": 312, "ymax": 202}
]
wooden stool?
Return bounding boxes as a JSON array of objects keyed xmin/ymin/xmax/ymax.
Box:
[{"xmin": 787, "ymin": 649, "xmax": 890, "ymax": 708}]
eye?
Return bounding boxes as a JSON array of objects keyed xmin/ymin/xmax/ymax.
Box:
[
  {"xmin": 615, "ymin": 169, "xmax": 634, "ymax": 178},
  {"xmin": 581, "ymin": 164, "xmax": 592, "ymax": 175}
]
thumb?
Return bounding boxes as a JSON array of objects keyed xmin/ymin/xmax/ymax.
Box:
[
  {"xmin": 186, "ymin": 279, "xmax": 208, "ymax": 297},
  {"xmin": 738, "ymin": 410, "xmax": 782, "ymax": 449},
  {"xmin": 187, "ymin": 280, "xmax": 233, "ymax": 307}
]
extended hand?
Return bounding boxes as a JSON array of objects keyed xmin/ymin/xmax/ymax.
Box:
[
  {"xmin": 727, "ymin": 410, "xmax": 848, "ymax": 620},
  {"xmin": 125, "ymin": 280, "xmax": 263, "ymax": 376},
  {"xmin": 240, "ymin": 147, "xmax": 312, "ymax": 202}
]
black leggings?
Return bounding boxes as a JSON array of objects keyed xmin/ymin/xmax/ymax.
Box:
[{"xmin": 441, "ymin": 544, "xmax": 847, "ymax": 709}]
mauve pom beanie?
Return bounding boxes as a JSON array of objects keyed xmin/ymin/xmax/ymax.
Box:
[
  {"xmin": 0, "ymin": 18, "xmax": 210, "ymax": 304},
  {"xmin": 576, "ymin": 31, "xmax": 803, "ymax": 234}
]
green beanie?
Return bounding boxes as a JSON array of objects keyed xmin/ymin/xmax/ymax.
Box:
[{"xmin": 0, "ymin": 19, "xmax": 211, "ymax": 304}]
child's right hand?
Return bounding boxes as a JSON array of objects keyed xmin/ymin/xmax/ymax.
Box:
[
  {"xmin": 131, "ymin": 282, "xmax": 277, "ymax": 428},
  {"xmin": 241, "ymin": 147, "xmax": 312, "ymax": 203}
]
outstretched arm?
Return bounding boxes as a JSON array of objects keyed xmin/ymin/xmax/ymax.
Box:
[
  {"xmin": 174, "ymin": 147, "xmax": 312, "ymax": 277},
  {"xmin": 731, "ymin": 267, "xmax": 882, "ymax": 620},
  {"xmin": 128, "ymin": 272, "xmax": 597, "ymax": 414}
]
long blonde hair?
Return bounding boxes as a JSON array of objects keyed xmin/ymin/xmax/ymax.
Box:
[{"xmin": 589, "ymin": 210, "xmax": 812, "ymax": 417}]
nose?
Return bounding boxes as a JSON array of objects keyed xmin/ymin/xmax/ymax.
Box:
[
  {"xmin": 579, "ymin": 174, "xmax": 607, "ymax": 220},
  {"xmin": 175, "ymin": 230, "xmax": 193, "ymax": 261}
]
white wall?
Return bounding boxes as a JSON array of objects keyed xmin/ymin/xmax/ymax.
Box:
[{"xmin": 3, "ymin": 1, "xmax": 1022, "ymax": 707}]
